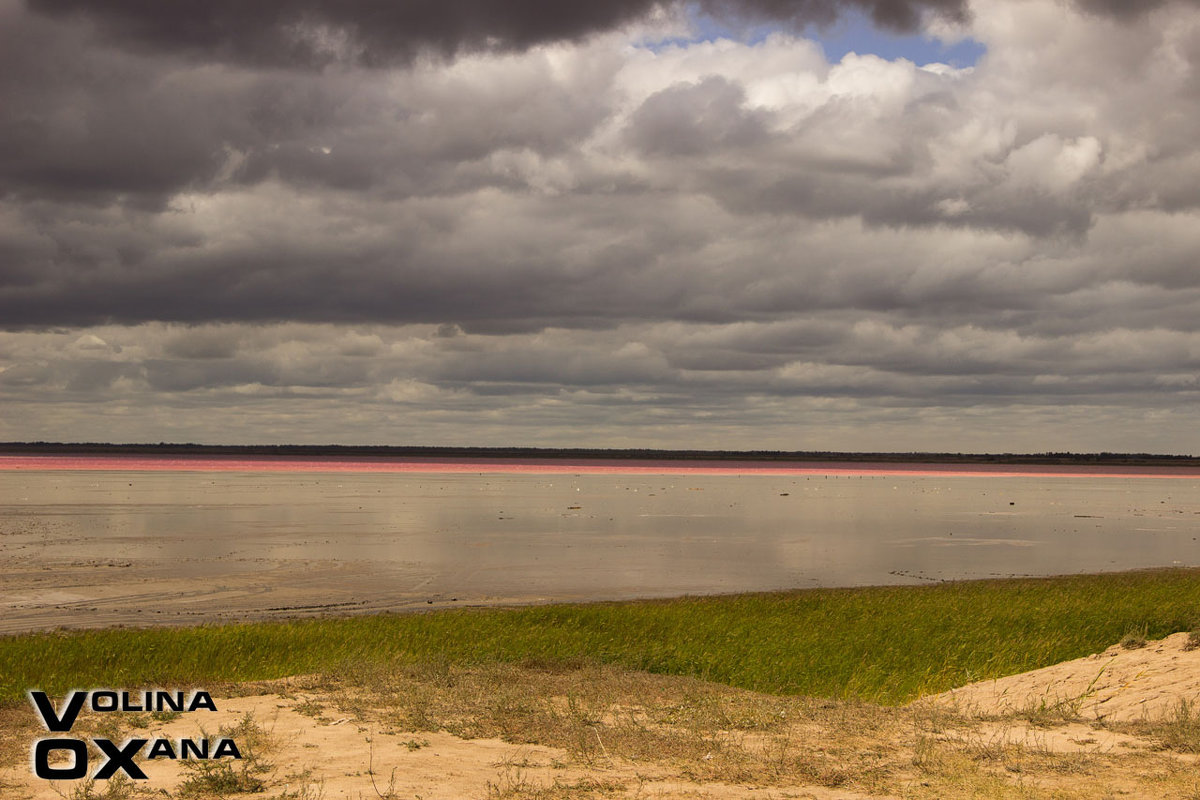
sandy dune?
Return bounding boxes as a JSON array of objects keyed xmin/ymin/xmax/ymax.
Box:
[{"xmin": 929, "ymin": 631, "xmax": 1200, "ymax": 722}]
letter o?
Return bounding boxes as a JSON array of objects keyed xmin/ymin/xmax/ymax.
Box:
[
  {"xmin": 92, "ymin": 691, "xmax": 118, "ymax": 711},
  {"xmin": 34, "ymin": 739, "xmax": 87, "ymax": 780}
]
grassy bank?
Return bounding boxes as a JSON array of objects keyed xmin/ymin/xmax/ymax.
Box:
[{"xmin": 3, "ymin": 568, "xmax": 1199, "ymax": 706}]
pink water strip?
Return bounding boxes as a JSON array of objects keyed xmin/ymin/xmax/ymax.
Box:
[{"xmin": 1, "ymin": 454, "xmax": 1198, "ymax": 479}]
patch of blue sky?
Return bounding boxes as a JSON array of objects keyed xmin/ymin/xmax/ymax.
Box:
[
  {"xmin": 641, "ymin": 6, "xmax": 984, "ymax": 69},
  {"xmin": 812, "ymin": 9, "xmax": 985, "ymax": 67}
]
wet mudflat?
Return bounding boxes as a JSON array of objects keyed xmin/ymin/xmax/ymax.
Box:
[{"xmin": 1, "ymin": 459, "xmax": 1198, "ymax": 633}]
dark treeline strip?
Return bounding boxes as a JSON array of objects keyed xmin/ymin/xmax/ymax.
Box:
[{"xmin": 1, "ymin": 442, "xmax": 1197, "ymax": 467}]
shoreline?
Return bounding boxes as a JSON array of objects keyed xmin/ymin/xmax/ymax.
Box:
[
  {"xmin": 4, "ymin": 453, "xmax": 1200, "ymax": 478},
  {"xmin": 0, "ymin": 565, "xmax": 1195, "ymax": 638},
  {"xmin": 4, "ymin": 567, "xmax": 1200, "ymax": 710}
]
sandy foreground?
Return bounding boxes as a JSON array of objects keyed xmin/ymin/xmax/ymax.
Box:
[{"xmin": 2, "ymin": 635, "xmax": 1199, "ymax": 799}]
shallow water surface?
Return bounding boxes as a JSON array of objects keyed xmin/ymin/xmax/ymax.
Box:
[{"xmin": 2, "ymin": 464, "xmax": 1199, "ymax": 632}]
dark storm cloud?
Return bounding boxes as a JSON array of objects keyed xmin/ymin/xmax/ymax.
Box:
[
  {"xmin": 26, "ymin": 0, "xmax": 972, "ymax": 66},
  {"xmin": 0, "ymin": 11, "xmax": 286, "ymax": 207},
  {"xmin": 26, "ymin": 0, "xmax": 1199, "ymax": 71},
  {"xmin": 1, "ymin": 0, "xmax": 620, "ymax": 208}
]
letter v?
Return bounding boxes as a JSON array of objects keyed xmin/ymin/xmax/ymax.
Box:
[{"xmin": 28, "ymin": 691, "xmax": 86, "ymax": 732}]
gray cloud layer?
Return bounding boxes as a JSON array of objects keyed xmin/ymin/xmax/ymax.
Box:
[
  {"xmin": 26, "ymin": 0, "xmax": 971, "ymax": 66},
  {"xmin": 3, "ymin": 0, "xmax": 1200, "ymax": 450},
  {"xmin": 27, "ymin": 0, "xmax": 1196, "ymax": 67}
]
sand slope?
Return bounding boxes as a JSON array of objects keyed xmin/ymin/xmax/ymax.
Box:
[{"xmin": 929, "ymin": 631, "xmax": 1200, "ymax": 722}]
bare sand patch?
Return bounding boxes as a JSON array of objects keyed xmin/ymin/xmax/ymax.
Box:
[{"xmin": 1, "ymin": 680, "xmax": 885, "ymax": 800}]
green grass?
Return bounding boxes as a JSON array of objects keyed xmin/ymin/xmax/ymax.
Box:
[{"xmin": 3, "ymin": 568, "xmax": 1200, "ymax": 706}]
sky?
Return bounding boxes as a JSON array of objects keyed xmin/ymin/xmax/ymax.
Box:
[{"xmin": 2, "ymin": 0, "xmax": 1200, "ymax": 454}]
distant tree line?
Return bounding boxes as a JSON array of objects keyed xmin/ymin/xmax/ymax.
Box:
[{"xmin": 0, "ymin": 441, "xmax": 1196, "ymax": 467}]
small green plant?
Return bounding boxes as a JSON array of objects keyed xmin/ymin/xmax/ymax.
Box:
[
  {"xmin": 1185, "ymin": 628, "xmax": 1200, "ymax": 652},
  {"xmin": 177, "ymin": 760, "xmax": 267, "ymax": 796},
  {"xmin": 1155, "ymin": 699, "xmax": 1200, "ymax": 753},
  {"xmin": 273, "ymin": 768, "xmax": 326, "ymax": 799},
  {"xmin": 1120, "ymin": 624, "xmax": 1148, "ymax": 650},
  {"xmin": 60, "ymin": 775, "xmax": 140, "ymax": 800},
  {"xmin": 366, "ymin": 740, "xmax": 398, "ymax": 799},
  {"xmin": 484, "ymin": 765, "xmax": 535, "ymax": 800},
  {"xmin": 176, "ymin": 714, "xmax": 274, "ymax": 797},
  {"xmin": 294, "ymin": 699, "xmax": 326, "ymax": 718}
]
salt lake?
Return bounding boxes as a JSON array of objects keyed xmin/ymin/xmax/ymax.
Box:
[{"xmin": 1, "ymin": 458, "xmax": 1198, "ymax": 632}]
